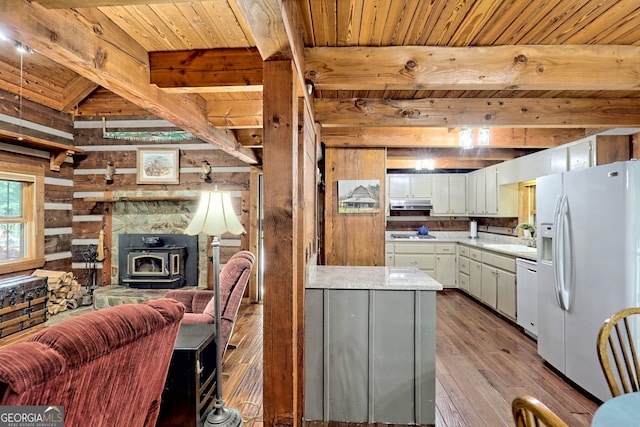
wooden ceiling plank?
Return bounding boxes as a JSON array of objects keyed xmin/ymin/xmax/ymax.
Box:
[
  {"xmin": 32, "ymin": 0, "xmax": 197, "ymax": 8},
  {"xmin": 314, "ymin": 97, "xmax": 640, "ymax": 128},
  {"xmin": 321, "ymin": 127, "xmax": 585, "ymax": 148},
  {"xmin": 1, "ymin": 1, "xmax": 256, "ymax": 164},
  {"xmin": 305, "ymin": 45, "xmax": 640, "ymax": 91},
  {"xmin": 150, "ymin": 48, "xmax": 263, "ymax": 90}
]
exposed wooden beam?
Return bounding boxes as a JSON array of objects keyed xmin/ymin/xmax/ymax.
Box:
[
  {"xmin": 207, "ymin": 100, "xmax": 262, "ymax": 129},
  {"xmin": 61, "ymin": 76, "xmax": 99, "ymax": 111},
  {"xmin": 2, "ymin": 1, "xmax": 257, "ymax": 164},
  {"xmin": 150, "ymin": 48, "xmax": 263, "ymax": 93},
  {"xmin": 321, "ymin": 127, "xmax": 586, "ymax": 148},
  {"xmin": 315, "ymin": 98, "xmax": 640, "ymax": 128},
  {"xmin": 305, "ymin": 45, "xmax": 640, "ymax": 91},
  {"xmin": 386, "ymin": 158, "xmax": 498, "ymax": 170},
  {"xmin": 387, "ymin": 147, "xmax": 538, "ymax": 161}
]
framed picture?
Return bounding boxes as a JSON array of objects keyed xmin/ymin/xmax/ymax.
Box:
[
  {"xmin": 337, "ymin": 179, "xmax": 381, "ymax": 214},
  {"xmin": 136, "ymin": 148, "xmax": 180, "ymax": 184}
]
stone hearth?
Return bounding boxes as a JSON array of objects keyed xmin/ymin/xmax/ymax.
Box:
[{"xmin": 93, "ymin": 285, "xmax": 171, "ymax": 309}]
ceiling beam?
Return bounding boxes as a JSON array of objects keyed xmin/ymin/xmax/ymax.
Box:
[
  {"xmin": 321, "ymin": 127, "xmax": 586, "ymax": 148},
  {"xmin": 1, "ymin": 1, "xmax": 257, "ymax": 164},
  {"xmin": 61, "ymin": 76, "xmax": 99, "ymax": 112},
  {"xmin": 315, "ymin": 98, "xmax": 640, "ymax": 128},
  {"xmin": 150, "ymin": 48, "xmax": 263, "ymax": 93},
  {"xmin": 305, "ymin": 45, "xmax": 640, "ymax": 91},
  {"xmin": 387, "ymin": 147, "xmax": 538, "ymax": 161},
  {"xmin": 207, "ymin": 100, "xmax": 263, "ymax": 129},
  {"xmin": 386, "ymin": 158, "xmax": 499, "ymax": 170}
]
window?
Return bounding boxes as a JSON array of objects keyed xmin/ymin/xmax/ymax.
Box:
[{"xmin": 0, "ymin": 161, "xmax": 44, "ymax": 274}]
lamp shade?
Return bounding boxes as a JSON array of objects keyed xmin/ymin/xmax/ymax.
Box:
[{"xmin": 185, "ymin": 190, "xmax": 245, "ymax": 236}]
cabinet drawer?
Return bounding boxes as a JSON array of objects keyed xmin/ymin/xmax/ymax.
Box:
[
  {"xmin": 394, "ymin": 243, "xmax": 435, "ymax": 254},
  {"xmin": 458, "ymin": 257, "xmax": 470, "ymax": 274},
  {"xmin": 458, "ymin": 245, "xmax": 470, "ymax": 257},
  {"xmin": 458, "ymin": 272, "xmax": 469, "ymax": 292},
  {"xmin": 394, "ymin": 254, "xmax": 435, "ymax": 269},
  {"xmin": 436, "ymin": 243, "xmax": 456, "ymax": 254},
  {"xmin": 469, "ymin": 248, "xmax": 482, "ymax": 261},
  {"xmin": 385, "ymin": 242, "xmax": 394, "ymax": 253},
  {"xmin": 481, "ymin": 251, "xmax": 516, "ymax": 272}
]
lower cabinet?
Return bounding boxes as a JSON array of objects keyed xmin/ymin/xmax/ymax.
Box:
[
  {"xmin": 386, "ymin": 241, "xmax": 456, "ymax": 287},
  {"xmin": 459, "ymin": 244, "xmax": 517, "ymax": 322}
]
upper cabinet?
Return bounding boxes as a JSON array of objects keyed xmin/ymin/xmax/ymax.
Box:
[
  {"xmin": 467, "ymin": 166, "xmax": 517, "ymax": 217},
  {"xmin": 432, "ymin": 174, "xmax": 466, "ymax": 215},
  {"xmin": 388, "ymin": 174, "xmax": 433, "ymax": 198}
]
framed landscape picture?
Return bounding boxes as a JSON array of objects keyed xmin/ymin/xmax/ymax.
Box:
[
  {"xmin": 136, "ymin": 148, "xmax": 180, "ymax": 184},
  {"xmin": 337, "ymin": 179, "xmax": 381, "ymax": 214}
]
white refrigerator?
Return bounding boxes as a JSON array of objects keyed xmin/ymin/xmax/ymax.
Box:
[{"xmin": 536, "ymin": 160, "xmax": 640, "ymax": 402}]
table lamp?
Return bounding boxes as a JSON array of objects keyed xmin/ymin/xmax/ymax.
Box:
[{"xmin": 185, "ymin": 188, "xmax": 245, "ymax": 427}]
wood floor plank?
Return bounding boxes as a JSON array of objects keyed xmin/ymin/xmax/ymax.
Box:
[{"xmin": 0, "ymin": 291, "xmax": 600, "ymax": 427}]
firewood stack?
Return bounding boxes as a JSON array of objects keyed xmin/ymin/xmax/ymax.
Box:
[{"xmin": 31, "ymin": 270, "xmax": 91, "ymax": 316}]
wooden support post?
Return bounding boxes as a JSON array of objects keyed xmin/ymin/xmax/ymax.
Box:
[{"xmin": 263, "ymin": 59, "xmax": 299, "ymax": 427}]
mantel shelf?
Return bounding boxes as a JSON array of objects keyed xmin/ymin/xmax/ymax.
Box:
[{"xmin": 84, "ymin": 195, "xmax": 199, "ymax": 202}]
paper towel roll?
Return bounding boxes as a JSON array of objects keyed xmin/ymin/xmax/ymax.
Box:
[{"xmin": 470, "ymin": 221, "xmax": 478, "ymax": 239}]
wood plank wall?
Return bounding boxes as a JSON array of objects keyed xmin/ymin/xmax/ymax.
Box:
[
  {"xmin": 0, "ymin": 89, "xmax": 75, "ymax": 279},
  {"xmin": 323, "ymin": 147, "xmax": 386, "ymax": 266},
  {"xmin": 72, "ymin": 116, "xmax": 252, "ymax": 288}
]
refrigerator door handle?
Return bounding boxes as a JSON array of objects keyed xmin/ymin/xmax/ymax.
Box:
[
  {"xmin": 559, "ymin": 195, "xmax": 573, "ymax": 311},
  {"xmin": 552, "ymin": 195, "xmax": 566, "ymax": 310}
]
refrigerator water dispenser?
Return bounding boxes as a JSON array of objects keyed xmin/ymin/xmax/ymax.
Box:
[{"xmin": 540, "ymin": 223, "xmax": 554, "ymax": 262}]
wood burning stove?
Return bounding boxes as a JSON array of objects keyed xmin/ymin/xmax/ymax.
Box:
[{"xmin": 118, "ymin": 234, "xmax": 198, "ymax": 289}]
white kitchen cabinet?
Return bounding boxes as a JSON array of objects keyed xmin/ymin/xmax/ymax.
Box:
[
  {"xmin": 388, "ymin": 174, "xmax": 433, "ymax": 198},
  {"xmin": 466, "ymin": 172, "xmax": 477, "ymax": 214},
  {"xmin": 385, "ymin": 242, "xmax": 394, "ymax": 266},
  {"xmin": 480, "ymin": 250, "xmax": 517, "ymax": 320},
  {"xmin": 484, "ymin": 166, "xmax": 498, "ymax": 215},
  {"xmin": 432, "ymin": 174, "xmax": 466, "ymax": 215},
  {"xmin": 457, "ymin": 245, "xmax": 470, "ymax": 292},
  {"xmin": 568, "ymin": 136, "xmax": 595, "ymax": 171},
  {"xmin": 469, "ymin": 258, "xmax": 482, "ymax": 299},
  {"xmin": 475, "ymin": 169, "xmax": 486, "ymax": 214},
  {"xmin": 435, "ymin": 243, "xmax": 456, "ymax": 288},
  {"xmin": 390, "ymin": 242, "xmax": 435, "ymax": 276}
]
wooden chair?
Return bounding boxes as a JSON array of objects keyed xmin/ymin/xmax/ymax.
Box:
[
  {"xmin": 596, "ymin": 307, "xmax": 640, "ymax": 397},
  {"xmin": 512, "ymin": 395, "xmax": 568, "ymax": 427}
]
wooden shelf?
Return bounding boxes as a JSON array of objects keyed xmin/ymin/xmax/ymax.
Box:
[
  {"xmin": 0, "ymin": 129, "xmax": 84, "ymax": 171},
  {"xmin": 84, "ymin": 195, "xmax": 199, "ymax": 202}
]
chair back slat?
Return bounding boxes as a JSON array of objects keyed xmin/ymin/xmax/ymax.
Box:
[{"xmin": 597, "ymin": 307, "xmax": 640, "ymax": 398}]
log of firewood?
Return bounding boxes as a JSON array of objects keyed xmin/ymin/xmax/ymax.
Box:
[{"xmin": 67, "ymin": 299, "xmax": 78, "ymax": 310}]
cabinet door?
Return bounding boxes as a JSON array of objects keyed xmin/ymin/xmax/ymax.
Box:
[
  {"xmin": 497, "ymin": 269, "xmax": 517, "ymax": 320},
  {"xmin": 411, "ymin": 174, "xmax": 433, "ymax": 198},
  {"xmin": 476, "ymin": 169, "xmax": 486, "ymax": 213},
  {"xmin": 449, "ymin": 174, "xmax": 467, "ymax": 214},
  {"xmin": 480, "ymin": 265, "xmax": 497, "ymax": 308},
  {"xmin": 469, "ymin": 260, "xmax": 482, "ymax": 298},
  {"xmin": 484, "ymin": 166, "xmax": 498, "ymax": 215},
  {"xmin": 389, "ymin": 175, "xmax": 411, "ymax": 198},
  {"xmin": 436, "ymin": 253, "xmax": 456, "ymax": 287},
  {"xmin": 466, "ymin": 172, "xmax": 477, "ymax": 214},
  {"xmin": 458, "ymin": 272, "xmax": 470, "ymax": 292},
  {"xmin": 431, "ymin": 175, "xmax": 450, "ymax": 214},
  {"xmin": 568, "ymin": 138, "xmax": 594, "ymax": 171}
]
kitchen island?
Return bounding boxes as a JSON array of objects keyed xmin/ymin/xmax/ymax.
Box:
[{"xmin": 304, "ymin": 266, "xmax": 442, "ymax": 426}]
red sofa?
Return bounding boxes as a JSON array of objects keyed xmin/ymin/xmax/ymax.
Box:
[
  {"xmin": 165, "ymin": 250, "xmax": 254, "ymax": 356},
  {"xmin": 0, "ymin": 298, "xmax": 185, "ymax": 427}
]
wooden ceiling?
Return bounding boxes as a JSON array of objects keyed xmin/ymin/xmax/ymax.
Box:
[{"xmin": 1, "ymin": 0, "xmax": 640, "ymax": 169}]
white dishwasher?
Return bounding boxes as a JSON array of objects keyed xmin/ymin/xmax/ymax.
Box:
[{"xmin": 516, "ymin": 258, "xmax": 538, "ymax": 339}]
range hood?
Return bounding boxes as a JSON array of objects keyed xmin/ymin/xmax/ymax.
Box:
[{"xmin": 389, "ymin": 198, "xmax": 433, "ymax": 210}]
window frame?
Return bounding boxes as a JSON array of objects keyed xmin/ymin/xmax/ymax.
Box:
[{"xmin": 0, "ymin": 161, "xmax": 45, "ymax": 274}]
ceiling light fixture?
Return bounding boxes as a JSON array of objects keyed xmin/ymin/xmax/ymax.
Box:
[
  {"xmin": 459, "ymin": 128, "xmax": 473, "ymax": 149},
  {"xmin": 415, "ymin": 158, "xmax": 435, "ymax": 171},
  {"xmin": 478, "ymin": 127, "xmax": 491, "ymax": 146}
]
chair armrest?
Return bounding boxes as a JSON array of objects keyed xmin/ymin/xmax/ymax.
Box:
[{"xmin": 165, "ymin": 289, "xmax": 214, "ymax": 314}]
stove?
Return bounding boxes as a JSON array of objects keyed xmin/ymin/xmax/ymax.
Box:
[{"xmin": 390, "ymin": 234, "xmax": 436, "ymax": 240}]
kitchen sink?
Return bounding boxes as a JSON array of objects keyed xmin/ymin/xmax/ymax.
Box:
[{"xmin": 482, "ymin": 244, "xmax": 537, "ymax": 254}]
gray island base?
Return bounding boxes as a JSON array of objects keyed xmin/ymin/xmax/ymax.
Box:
[{"xmin": 305, "ymin": 266, "xmax": 442, "ymax": 426}]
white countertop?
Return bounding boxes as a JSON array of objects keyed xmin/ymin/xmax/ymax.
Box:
[
  {"xmin": 386, "ymin": 231, "xmax": 538, "ymax": 261},
  {"xmin": 306, "ymin": 265, "xmax": 443, "ymax": 291}
]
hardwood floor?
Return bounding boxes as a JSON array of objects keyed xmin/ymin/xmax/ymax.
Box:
[{"xmin": 0, "ymin": 291, "xmax": 599, "ymax": 427}]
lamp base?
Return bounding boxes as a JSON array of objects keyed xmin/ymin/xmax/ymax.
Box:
[{"xmin": 203, "ymin": 406, "xmax": 242, "ymax": 427}]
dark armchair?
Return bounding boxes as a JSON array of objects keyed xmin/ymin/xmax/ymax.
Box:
[{"xmin": 165, "ymin": 250, "xmax": 255, "ymax": 356}]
